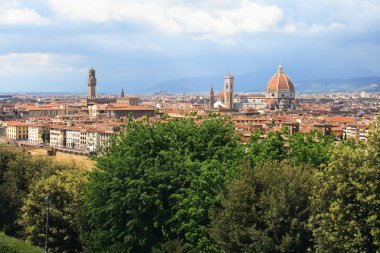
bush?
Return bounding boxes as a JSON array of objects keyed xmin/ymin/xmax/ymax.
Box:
[{"xmin": 0, "ymin": 232, "xmax": 41, "ymax": 253}]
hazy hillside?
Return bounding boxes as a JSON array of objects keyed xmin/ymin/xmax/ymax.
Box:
[{"xmin": 146, "ymin": 74, "xmax": 380, "ymax": 94}]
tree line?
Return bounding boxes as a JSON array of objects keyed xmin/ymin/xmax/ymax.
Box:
[{"xmin": 0, "ymin": 115, "xmax": 379, "ymax": 252}]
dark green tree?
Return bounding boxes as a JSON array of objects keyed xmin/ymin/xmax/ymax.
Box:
[
  {"xmin": 247, "ymin": 131, "xmax": 287, "ymax": 165},
  {"xmin": 309, "ymin": 146, "xmax": 380, "ymax": 252},
  {"xmin": 309, "ymin": 117, "xmax": 380, "ymax": 252},
  {"xmin": 19, "ymin": 165, "xmax": 87, "ymax": 252},
  {"xmin": 41, "ymin": 129, "xmax": 50, "ymax": 144},
  {"xmin": 0, "ymin": 145, "xmax": 54, "ymax": 236},
  {"xmin": 287, "ymin": 131, "xmax": 334, "ymax": 167},
  {"xmin": 0, "ymin": 145, "xmax": 24, "ymax": 234},
  {"xmin": 83, "ymin": 117, "xmax": 243, "ymax": 252},
  {"xmin": 211, "ymin": 162, "xmax": 313, "ymax": 252},
  {"xmin": 247, "ymin": 130, "xmax": 334, "ymax": 168},
  {"xmin": 1, "ymin": 154, "xmax": 53, "ymax": 236}
]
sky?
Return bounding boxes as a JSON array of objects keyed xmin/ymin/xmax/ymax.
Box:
[{"xmin": 0, "ymin": 0, "xmax": 380, "ymax": 93}]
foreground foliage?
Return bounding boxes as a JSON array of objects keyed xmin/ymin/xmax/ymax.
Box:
[
  {"xmin": 309, "ymin": 118, "xmax": 380, "ymax": 252},
  {"xmin": 247, "ymin": 130, "xmax": 334, "ymax": 168},
  {"xmin": 20, "ymin": 166, "xmax": 87, "ymax": 252},
  {"xmin": 0, "ymin": 232, "xmax": 41, "ymax": 253},
  {"xmin": 0, "ymin": 146, "xmax": 53, "ymax": 236},
  {"xmin": 83, "ymin": 117, "xmax": 243, "ymax": 252},
  {"xmin": 0, "ymin": 144, "xmax": 87, "ymax": 252},
  {"xmin": 1, "ymin": 115, "xmax": 380, "ymax": 253},
  {"xmin": 211, "ymin": 162, "xmax": 313, "ymax": 252}
]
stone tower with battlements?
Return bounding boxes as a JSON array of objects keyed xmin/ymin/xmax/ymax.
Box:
[
  {"xmin": 88, "ymin": 68, "xmax": 96, "ymax": 98},
  {"xmin": 224, "ymin": 74, "xmax": 234, "ymax": 110}
]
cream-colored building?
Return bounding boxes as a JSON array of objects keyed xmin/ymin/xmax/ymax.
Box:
[
  {"xmin": 234, "ymin": 94, "xmax": 267, "ymax": 109},
  {"xmin": 344, "ymin": 125, "xmax": 369, "ymax": 141},
  {"xmin": 86, "ymin": 129, "xmax": 113, "ymax": 153},
  {"xmin": 66, "ymin": 127, "xmax": 83, "ymax": 150},
  {"xmin": 98, "ymin": 130, "xmax": 113, "ymax": 152},
  {"xmin": 86, "ymin": 129, "xmax": 98, "ymax": 152},
  {"xmin": 50, "ymin": 126, "xmax": 66, "ymax": 148},
  {"xmin": 28, "ymin": 125, "xmax": 46, "ymax": 145},
  {"xmin": 80, "ymin": 130, "xmax": 87, "ymax": 151},
  {"xmin": 6, "ymin": 122, "xmax": 29, "ymax": 140}
]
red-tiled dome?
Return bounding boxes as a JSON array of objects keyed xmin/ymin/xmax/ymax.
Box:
[{"xmin": 266, "ymin": 65, "xmax": 295, "ymax": 93}]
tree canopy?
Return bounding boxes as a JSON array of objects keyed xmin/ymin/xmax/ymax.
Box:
[
  {"xmin": 211, "ymin": 162, "xmax": 313, "ymax": 253},
  {"xmin": 309, "ymin": 118, "xmax": 380, "ymax": 252},
  {"xmin": 20, "ymin": 165, "xmax": 87, "ymax": 253},
  {"xmin": 83, "ymin": 117, "xmax": 243, "ymax": 252}
]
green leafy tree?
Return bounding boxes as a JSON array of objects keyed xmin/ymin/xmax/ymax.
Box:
[
  {"xmin": 211, "ymin": 162, "xmax": 313, "ymax": 253},
  {"xmin": 247, "ymin": 130, "xmax": 334, "ymax": 168},
  {"xmin": 1, "ymin": 154, "xmax": 53, "ymax": 236},
  {"xmin": 151, "ymin": 239, "xmax": 187, "ymax": 253},
  {"xmin": 287, "ymin": 131, "xmax": 334, "ymax": 167},
  {"xmin": 309, "ymin": 145, "xmax": 380, "ymax": 252},
  {"xmin": 0, "ymin": 145, "xmax": 24, "ymax": 234},
  {"xmin": 0, "ymin": 145, "xmax": 54, "ymax": 236},
  {"xmin": 309, "ymin": 116, "xmax": 380, "ymax": 253},
  {"xmin": 41, "ymin": 129, "xmax": 50, "ymax": 144},
  {"xmin": 19, "ymin": 165, "xmax": 87, "ymax": 252},
  {"xmin": 83, "ymin": 117, "xmax": 243, "ymax": 252},
  {"xmin": 247, "ymin": 131, "xmax": 287, "ymax": 165}
]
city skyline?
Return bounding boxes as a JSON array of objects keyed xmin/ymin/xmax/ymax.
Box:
[{"xmin": 0, "ymin": 0, "xmax": 380, "ymax": 93}]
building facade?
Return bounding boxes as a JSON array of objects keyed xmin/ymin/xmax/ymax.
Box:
[
  {"xmin": 6, "ymin": 122, "xmax": 28, "ymax": 140},
  {"xmin": 234, "ymin": 94, "xmax": 267, "ymax": 109},
  {"xmin": 50, "ymin": 127, "xmax": 66, "ymax": 148},
  {"xmin": 28, "ymin": 125, "xmax": 45, "ymax": 144},
  {"xmin": 66, "ymin": 128, "xmax": 82, "ymax": 149}
]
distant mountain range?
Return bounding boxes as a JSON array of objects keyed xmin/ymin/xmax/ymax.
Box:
[
  {"xmin": 296, "ymin": 77, "xmax": 380, "ymax": 93},
  {"xmin": 145, "ymin": 74, "xmax": 380, "ymax": 94}
]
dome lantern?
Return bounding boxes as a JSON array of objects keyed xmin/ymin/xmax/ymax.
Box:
[{"xmin": 278, "ymin": 64, "xmax": 283, "ymax": 73}]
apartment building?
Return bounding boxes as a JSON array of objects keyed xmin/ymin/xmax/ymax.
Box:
[
  {"xmin": 28, "ymin": 124, "xmax": 46, "ymax": 145},
  {"xmin": 66, "ymin": 127, "xmax": 82, "ymax": 150},
  {"xmin": 6, "ymin": 122, "xmax": 29, "ymax": 140},
  {"xmin": 50, "ymin": 126, "xmax": 66, "ymax": 148},
  {"xmin": 86, "ymin": 128, "xmax": 114, "ymax": 153}
]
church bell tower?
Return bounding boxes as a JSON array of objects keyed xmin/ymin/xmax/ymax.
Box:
[
  {"xmin": 224, "ymin": 74, "xmax": 234, "ymax": 110},
  {"xmin": 209, "ymin": 84, "xmax": 215, "ymax": 109},
  {"xmin": 88, "ymin": 68, "xmax": 96, "ymax": 98}
]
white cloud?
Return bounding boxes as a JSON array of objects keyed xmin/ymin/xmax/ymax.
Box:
[
  {"xmin": 281, "ymin": 23, "xmax": 296, "ymax": 33},
  {"xmin": 309, "ymin": 22, "xmax": 345, "ymax": 34},
  {"xmin": 0, "ymin": 7, "xmax": 48, "ymax": 25},
  {"xmin": 0, "ymin": 53, "xmax": 83, "ymax": 75},
  {"xmin": 70, "ymin": 33, "xmax": 164, "ymax": 53},
  {"xmin": 48, "ymin": 0, "xmax": 284, "ymax": 36}
]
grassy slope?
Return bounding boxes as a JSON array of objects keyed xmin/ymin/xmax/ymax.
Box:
[
  {"xmin": 29, "ymin": 148, "xmax": 95, "ymax": 170},
  {"xmin": 0, "ymin": 232, "xmax": 42, "ymax": 253}
]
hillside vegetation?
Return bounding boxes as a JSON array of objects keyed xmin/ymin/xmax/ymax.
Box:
[{"xmin": 0, "ymin": 232, "xmax": 42, "ymax": 253}]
